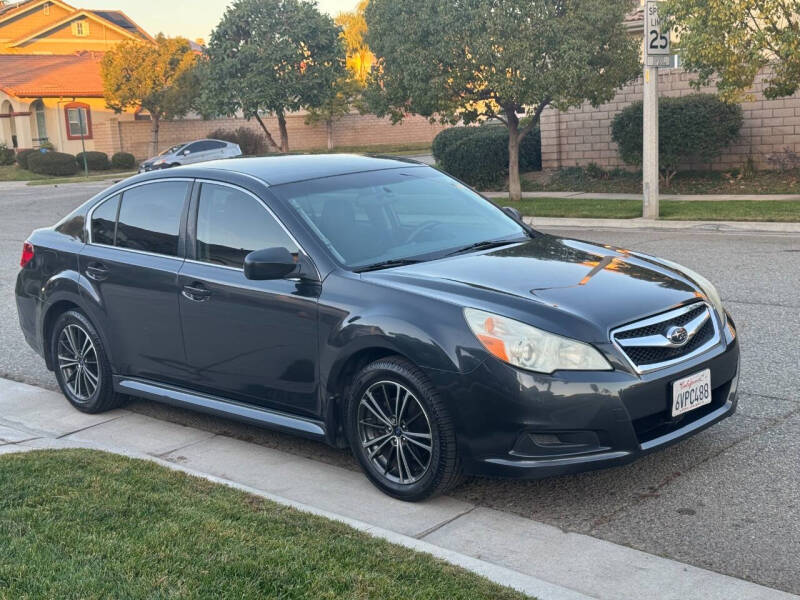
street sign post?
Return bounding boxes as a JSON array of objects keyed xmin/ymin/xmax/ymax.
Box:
[{"xmin": 642, "ymin": 0, "xmax": 669, "ymax": 219}]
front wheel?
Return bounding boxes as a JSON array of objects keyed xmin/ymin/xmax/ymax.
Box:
[
  {"xmin": 51, "ymin": 310, "xmax": 123, "ymax": 414},
  {"xmin": 346, "ymin": 357, "xmax": 462, "ymax": 501}
]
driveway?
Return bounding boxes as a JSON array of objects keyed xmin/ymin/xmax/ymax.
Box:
[{"xmin": 1, "ymin": 181, "xmax": 799, "ymax": 594}]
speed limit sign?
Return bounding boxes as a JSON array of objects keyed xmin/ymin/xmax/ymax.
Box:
[{"xmin": 645, "ymin": 1, "xmax": 670, "ymax": 56}]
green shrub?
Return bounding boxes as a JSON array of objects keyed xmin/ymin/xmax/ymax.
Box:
[
  {"xmin": 111, "ymin": 152, "xmax": 136, "ymax": 170},
  {"xmin": 75, "ymin": 151, "xmax": 110, "ymax": 171},
  {"xmin": 611, "ymin": 94, "xmax": 743, "ymax": 186},
  {"xmin": 436, "ymin": 124, "xmax": 542, "ymax": 189},
  {"xmin": 16, "ymin": 148, "xmax": 38, "ymax": 170},
  {"xmin": 439, "ymin": 126, "xmax": 508, "ymax": 189},
  {"xmin": 28, "ymin": 151, "xmax": 79, "ymax": 176},
  {"xmin": 208, "ymin": 127, "xmax": 265, "ymax": 155},
  {"xmin": 431, "ymin": 127, "xmax": 482, "ymax": 163},
  {"xmin": 0, "ymin": 143, "xmax": 14, "ymax": 166}
]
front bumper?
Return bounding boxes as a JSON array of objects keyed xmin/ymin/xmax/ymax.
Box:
[{"xmin": 426, "ymin": 335, "xmax": 740, "ymax": 479}]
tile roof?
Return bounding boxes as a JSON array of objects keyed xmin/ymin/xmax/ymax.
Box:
[{"xmin": 0, "ymin": 53, "xmax": 104, "ymax": 98}]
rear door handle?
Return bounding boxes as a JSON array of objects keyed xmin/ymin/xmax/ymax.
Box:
[
  {"xmin": 85, "ymin": 262, "xmax": 110, "ymax": 281},
  {"xmin": 182, "ymin": 282, "xmax": 211, "ymax": 302}
]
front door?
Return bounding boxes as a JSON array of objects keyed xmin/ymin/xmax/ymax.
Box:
[
  {"xmin": 178, "ymin": 181, "xmax": 320, "ymax": 416},
  {"xmin": 80, "ymin": 180, "xmax": 192, "ymax": 385}
]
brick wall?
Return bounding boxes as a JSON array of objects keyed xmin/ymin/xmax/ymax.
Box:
[
  {"xmin": 94, "ymin": 112, "xmax": 445, "ymax": 160},
  {"xmin": 541, "ymin": 68, "xmax": 800, "ymax": 171}
]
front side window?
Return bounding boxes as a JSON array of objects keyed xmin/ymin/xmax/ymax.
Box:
[
  {"xmin": 273, "ymin": 168, "xmax": 526, "ymax": 269},
  {"xmin": 91, "ymin": 194, "xmax": 120, "ymax": 246},
  {"xmin": 116, "ymin": 182, "xmax": 189, "ymax": 257},
  {"xmin": 65, "ymin": 104, "xmax": 91, "ymax": 139},
  {"xmin": 196, "ymin": 183, "xmax": 297, "ymax": 269}
]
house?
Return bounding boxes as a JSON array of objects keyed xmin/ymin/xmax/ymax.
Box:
[{"xmin": 0, "ymin": 0, "xmax": 154, "ymax": 153}]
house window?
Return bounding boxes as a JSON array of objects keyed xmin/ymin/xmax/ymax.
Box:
[
  {"xmin": 43, "ymin": 2, "xmax": 50, "ymax": 15},
  {"xmin": 64, "ymin": 103, "xmax": 93, "ymax": 140},
  {"xmin": 71, "ymin": 20, "xmax": 89, "ymax": 37}
]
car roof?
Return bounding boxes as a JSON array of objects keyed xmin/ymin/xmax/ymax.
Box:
[{"xmin": 195, "ymin": 153, "xmax": 427, "ymax": 186}]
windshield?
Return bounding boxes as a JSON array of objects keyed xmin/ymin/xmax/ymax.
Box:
[
  {"xmin": 159, "ymin": 144, "xmax": 186, "ymax": 156},
  {"xmin": 272, "ymin": 167, "xmax": 528, "ymax": 270}
]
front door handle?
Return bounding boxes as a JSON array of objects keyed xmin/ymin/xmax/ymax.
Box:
[
  {"xmin": 85, "ymin": 262, "xmax": 110, "ymax": 281},
  {"xmin": 182, "ymin": 282, "xmax": 211, "ymax": 302}
]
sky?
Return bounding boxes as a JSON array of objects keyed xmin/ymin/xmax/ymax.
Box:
[{"xmin": 74, "ymin": 0, "xmax": 360, "ymax": 42}]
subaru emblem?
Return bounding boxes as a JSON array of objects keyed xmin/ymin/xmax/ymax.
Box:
[{"xmin": 666, "ymin": 326, "xmax": 689, "ymax": 346}]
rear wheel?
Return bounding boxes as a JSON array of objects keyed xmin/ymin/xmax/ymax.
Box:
[
  {"xmin": 51, "ymin": 310, "xmax": 123, "ymax": 414},
  {"xmin": 346, "ymin": 357, "xmax": 462, "ymax": 501}
]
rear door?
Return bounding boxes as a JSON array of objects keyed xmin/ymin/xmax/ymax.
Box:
[
  {"xmin": 177, "ymin": 181, "xmax": 320, "ymax": 415},
  {"xmin": 182, "ymin": 141, "xmax": 217, "ymax": 165},
  {"xmin": 80, "ymin": 179, "xmax": 192, "ymax": 385}
]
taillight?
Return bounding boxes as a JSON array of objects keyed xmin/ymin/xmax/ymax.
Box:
[{"xmin": 20, "ymin": 242, "xmax": 34, "ymax": 268}]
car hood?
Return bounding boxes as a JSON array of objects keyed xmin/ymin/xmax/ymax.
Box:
[{"xmin": 365, "ymin": 235, "xmax": 704, "ymax": 341}]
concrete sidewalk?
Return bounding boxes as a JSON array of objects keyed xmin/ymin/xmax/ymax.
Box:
[
  {"xmin": 483, "ymin": 191, "xmax": 800, "ymax": 202},
  {"xmin": 0, "ymin": 377, "xmax": 796, "ymax": 600}
]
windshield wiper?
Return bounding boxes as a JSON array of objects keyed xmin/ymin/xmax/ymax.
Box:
[
  {"xmin": 354, "ymin": 258, "xmax": 423, "ymax": 273},
  {"xmin": 444, "ymin": 239, "xmax": 520, "ymax": 258}
]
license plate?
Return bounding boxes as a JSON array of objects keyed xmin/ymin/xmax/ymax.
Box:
[{"xmin": 671, "ymin": 369, "xmax": 712, "ymax": 417}]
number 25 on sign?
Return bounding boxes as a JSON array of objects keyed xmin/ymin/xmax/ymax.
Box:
[{"xmin": 646, "ymin": 1, "xmax": 670, "ymax": 56}]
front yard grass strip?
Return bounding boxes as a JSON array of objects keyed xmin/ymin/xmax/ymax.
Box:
[
  {"xmin": 0, "ymin": 449, "xmax": 531, "ymax": 600},
  {"xmin": 492, "ymin": 197, "xmax": 800, "ymax": 222},
  {"xmin": 0, "ymin": 164, "xmax": 135, "ymax": 185}
]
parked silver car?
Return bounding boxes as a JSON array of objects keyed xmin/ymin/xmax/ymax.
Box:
[{"xmin": 138, "ymin": 139, "xmax": 242, "ymax": 172}]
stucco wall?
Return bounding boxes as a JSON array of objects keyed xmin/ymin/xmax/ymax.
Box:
[{"xmin": 541, "ymin": 68, "xmax": 800, "ymax": 171}]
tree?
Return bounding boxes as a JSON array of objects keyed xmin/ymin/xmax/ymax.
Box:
[
  {"xmin": 663, "ymin": 0, "xmax": 800, "ymax": 101},
  {"xmin": 611, "ymin": 94, "xmax": 743, "ymax": 186},
  {"xmin": 364, "ymin": 0, "xmax": 640, "ymax": 201},
  {"xmin": 102, "ymin": 35, "xmax": 199, "ymax": 156},
  {"xmin": 336, "ymin": 0, "xmax": 375, "ymax": 85},
  {"xmin": 200, "ymin": 0, "xmax": 345, "ymax": 153},
  {"xmin": 305, "ymin": 1, "xmax": 375, "ymax": 150}
]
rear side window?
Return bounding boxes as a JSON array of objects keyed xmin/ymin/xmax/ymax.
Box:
[
  {"xmin": 91, "ymin": 194, "xmax": 119, "ymax": 246},
  {"xmin": 196, "ymin": 183, "xmax": 297, "ymax": 268},
  {"xmin": 208, "ymin": 141, "xmax": 226, "ymax": 150},
  {"xmin": 116, "ymin": 182, "xmax": 189, "ymax": 257}
]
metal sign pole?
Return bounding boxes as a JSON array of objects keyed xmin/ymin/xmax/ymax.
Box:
[{"xmin": 643, "ymin": 0, "xmax": 669, "ymax": 219}]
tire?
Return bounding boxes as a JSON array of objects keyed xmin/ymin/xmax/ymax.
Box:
[
  {"xmin": 51, "ymin": 310, "xmax": 123, "ymax": 414},
  {"xmin": 345, "ymin": 356, "xmax": 462, "ymax": 501}
]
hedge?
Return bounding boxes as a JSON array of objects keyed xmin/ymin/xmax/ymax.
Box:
[
  {"xmin": 28, "ymin": 151, "xmax": 79, "ymax": 176},
  {"xmin": 0, "ymin": 143, "xmax": 14, "ymax": 166},
  {"xmin": 207, "ymin": 127, "xmax": 264, "ymax": 156},
  {"xmin": 16, "ymin": 149, "xmax": 39, "ymax": 170},
  {"xmin": 75, "ymin": 151, "xmax": 110, "ymax": 171},
  {"xmin": 435, "ymin": 125, "xmax": 542, "ymax": 189},
  {"xmin": 111, "ymin": 152, "xmax": 137, "ymax": 170},
  {"xmin": 611, "ymin": 94, "xmax": 743, "ymax": 185}
]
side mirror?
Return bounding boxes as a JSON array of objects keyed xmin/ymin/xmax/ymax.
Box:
[
  {"xmin": 502, "ymin": 206, "xmax": 524, "ymax": 222},
  {"xmin": 181, "ymin": 150, "xmax": 191, "ymax": 156},
  {"xmin": 244, "ymin": 247, "xmax": 298, "ymax": 280}
]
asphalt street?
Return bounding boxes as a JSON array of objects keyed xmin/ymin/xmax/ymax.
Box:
[{"xmin": 1, "ymin": 180, "xmax": 799, "ymax": 594}]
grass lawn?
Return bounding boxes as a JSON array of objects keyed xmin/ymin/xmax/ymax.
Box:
[
  {"xmin": 493, "ymin": 197, "xmax": 800, "ymax": 222},
  {"xmin": 0, "ymin": 164, "xmax": 134, "ymax": 185},
  {"xmin": 521, "ymin": 167, "xmax": 800, "ymax": 195},
  {"xmin": 0, "ymin": 449, "xmax": 531, "ymax": 600}
]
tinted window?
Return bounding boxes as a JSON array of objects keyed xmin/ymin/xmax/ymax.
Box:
[
  {"xmin": 196, "ymin": 183, "xmax": 297, "ymax": 268},
  {"xmin": 91, "ymin": 194, "xmax": 119, "ymax": 246},
  {"xmin": 116, "ymin": 182, "xmax": 188, "ymax": 256},
  {"xmin": 208, "ymin": 141, "xmax": 226, "ymax": 150},
  {"xmin": 275, "ymin": 168, "xmax": 525, "ymax": 268}
]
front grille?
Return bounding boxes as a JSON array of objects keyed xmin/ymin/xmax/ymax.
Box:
[{"xmin": 612, "ymin": 302, "xmax": 720, "ymax": 373}]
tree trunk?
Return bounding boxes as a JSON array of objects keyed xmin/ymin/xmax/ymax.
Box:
[
  {"xmin": 506, "ymin": 109, "xmax": 521, "ymax": 202},
  {"xmin": 326, "ymin": 119, "xmax": 333, "ymax": 150},
  {"xmin": 253, "ymin": 113, "xmax": 281, "ymax": 153},
  {"xmin": 278, "ymin": 111, "xmax": 289, "ymax": 153},
  {"xmin": 150, "ymin": 116, "xmax": 160, "ymax": 157}
]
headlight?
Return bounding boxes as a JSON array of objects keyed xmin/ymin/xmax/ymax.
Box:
[
  {"xmin": 464, "ymin": 308, "xmax": 612, "ymax": 373},
  {"xmin": 651, "ymin": 257, "xmax": 726, "ymax": 322}
]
